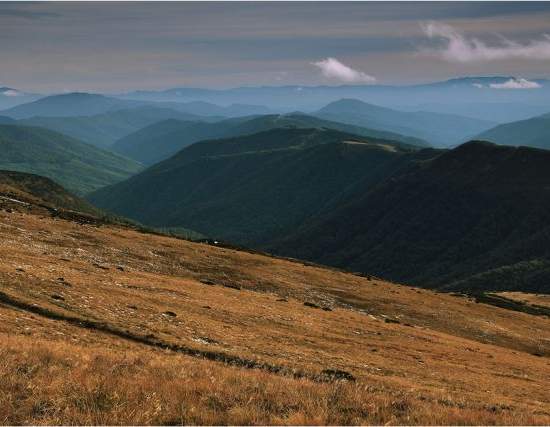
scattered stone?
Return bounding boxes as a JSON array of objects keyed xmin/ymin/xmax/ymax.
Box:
[
  {"xmin": 162, "ymin": 311, "xmax": 177, "ymax": 318},
  {"xmin": 15, "ymin": 267, "xmax": 25, "ymax": 272},
  {"xmin": 322, "ymin": 306, "xmax": 333, "ymax": 312},
  {"xmin": 116, "ymin": 265, "xmax": 125, "ymax": 271},
  {"xmin": 222, "ymin": 282, "xmax": 241, "ymax": 290},
  {"xmin": 304, "ymin": 301, "xmax": 321, "ymax": 309},
  {"xmin": 202, "ymin": 305, "xmax": 212, "ymax": 309},
  {"xmin": 51, "ymin": 294, "xmax": 65, "ymax": 301},
  {"xmin": 320, "ymin": 369, "xmax": 356, "ymax": 382},
  {"xmin": 276, "ymin": 298, "xmax": 288, "ymax": 302},
  {"xmin": 200, "ymin": 279, "xmax": 216, "ymax": 286},
  {"xmin": 92, "ymin": 262, "xmax": 109, "ymax": 270},
  {"xmin": 384, "ymin": 318, "xmax": 400, "ymax": 324},
  {"xmin": 193, "ymin": 336, "xmax": 220, "ymax": 345},
  {"xmin": 127, "ymin": 305, "xmax": 138, "ymax": 310},
  {"xmin": 57, "ymin": 277, "xmax": 65, "ymax": 282},
  {"xmin": 60, "ymin": 280, "xmax": 72, "ymax": 288}
]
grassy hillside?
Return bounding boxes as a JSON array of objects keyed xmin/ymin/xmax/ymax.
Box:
[
  {"xmin": 270, "ymin": 141, "xmax": 550, "ymax": 293},
  {"xmin": 0, "ymin": 125, "xmax": 142, "ymax": 195},
  {"xmin": 0, "ymin": 170, "xmax": 100, "ymax": 215},
  {"xmin": 20, "ymin": 106, "xmax": 200, "ymax": 148},
  {"xmin": 475, "ymin": 112, "xmax": 550, "ymax": 150},
  {"xmin": 112, "ymin": 113, "xmax": 427, "ymax": 165},
  {"xmin": 317, "ymin": 98, "xmax": 496, "ymax": 147},
  {"xmin": 0, "ymin": 198, "xmax": 549, "ymax": 424},
  {"xmin": 91, "ymin": 127, "xmax": 425, "ymax": 243}
]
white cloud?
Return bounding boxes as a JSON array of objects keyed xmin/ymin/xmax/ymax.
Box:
[
  {"xmin": 312, "ymin": 57, "xmax": 376, "ymax": 84},
  {"xmin": 2, "ymin": 89, "xmax": 21, "ymax": 97},
  {"xmin": 472, "ymin": 83, "xmax": 484, "ymax": 89},
  {"xmin": 421, "ymin": 21, "xmax": 550, "ymax": 63},
  {"xmin": 489, "ymin": 78, "xmax": 541, "ymax": 89}
]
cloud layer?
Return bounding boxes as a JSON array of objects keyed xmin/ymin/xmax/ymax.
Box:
[
  {"xmin": 1, "ymin": 89, "xmax": 21, "ymax": 97},
  {"xmin": 312, "ymin": 57, "xmax": 376, "ymax": 83},
  {"xmin": 489, "ymin": 78, "xmax": 541, "ymax": 89},
  {"xmin": 422, "ymin": 21, "xmax": 550, "ymax": 62}
]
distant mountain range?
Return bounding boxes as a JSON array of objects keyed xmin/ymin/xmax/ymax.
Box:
[
  {"xmin": 2, "ymin": 93, "xmax": 142, "ymax": 119},
  {"xmin": 11, "ymin": 94, "xmax": 539, "ymax": 156},
  {"xmin": 19, "ymin": 106, "xmax": 201, "ymax": 149},
  {"xmin": 118, "ymin": 76, "xmax": 550, "ymax": 121},
  {"xmin": 2, "ymin": 77, "xmax": 548, "ymax": 151},
  {"xmin": 0, "ymin": 124, "xmax": 142, "ymax": 195},
  {"xmin": 474, "ymin": 112, "xmax": 550, "ymax": 150},
  {"xmin": 0, "ymin": 92, "xmax": 274, "ymax": 120},
  {"xmin": 4, "ymin": 75, "xmax": 550, "ymax": 122},
  {"xmin": 316, "ymin": 99, "xmax": 495, "ymax": 147},
  {"xmin": 111, "ymin": 113, "xmax": 427, "ymax": 165},
  {"xmin": 163, "ymin": 101, "xmax": 272, "ymax": 117}
]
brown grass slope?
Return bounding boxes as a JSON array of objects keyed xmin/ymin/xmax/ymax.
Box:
[
  {"xmin": 0, "ymin": 198, "xmax": 549, "ymax": 425},
  {"xmin": 0, "ymin": 169, "xmax": 101, "ymax": 216}
]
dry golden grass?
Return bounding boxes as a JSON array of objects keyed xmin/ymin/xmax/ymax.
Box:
[
  {"xmin": 0, "ymin": 336, "xmax": 545, "ymax": 426},
  {"xmin": 0, "ymin": 205, "xmax": 549, "ymax": 425}
]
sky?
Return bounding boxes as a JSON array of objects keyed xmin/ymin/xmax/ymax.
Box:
[{"xmin": 2, "ymin": 1, "xmax": 550, "ymax": 93}]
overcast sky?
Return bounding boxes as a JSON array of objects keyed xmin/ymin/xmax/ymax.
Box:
[{"xmin": 2, "ymin": 2, "xmax": 550, "ymax": 93}]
